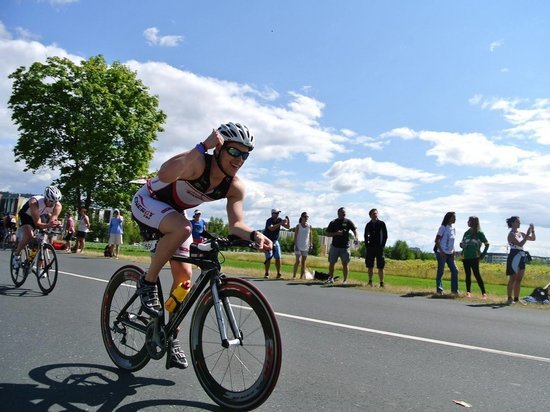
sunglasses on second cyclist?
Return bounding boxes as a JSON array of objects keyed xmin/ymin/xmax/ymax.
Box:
[{"xmin": 225, "ymin": 146, "xmax": 250, "ymax": 160}]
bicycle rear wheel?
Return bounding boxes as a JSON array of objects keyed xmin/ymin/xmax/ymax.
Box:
[
  {"xmin": 10, "ymin": 247, "xmax": 29, "ymax": 287},
  {"xmin": 189, "ymin": 277, "xmax": 282, "ymax": 411},
  {"xmin": 100, "ymin": 265, "xmax": 152, "ymax": 372},
  {"xmin": 36, "ymin": 243, "xmax": 58, "ymax": 295}
]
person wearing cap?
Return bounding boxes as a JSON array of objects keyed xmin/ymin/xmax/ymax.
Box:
[
  {"xmin": 263, "ymin": 208, "xmax": 290, "ymax": 279},
  {"xmin": 107, "ymin": 208, "xmax": 124, "ymax": 258},
  {"xmin": 191, "ymin": 209, "xmax": 207, "ymax": 243}
]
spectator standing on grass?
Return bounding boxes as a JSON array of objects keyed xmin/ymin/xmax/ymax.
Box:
[
  {"xmin": 434, "ymin": 211, "xmax": 459, "ymax": 295},
  {"xmin": 191, "ymin": 209, "xmax": 207, "ymax": 243},
  {"xmin": 460, "ymin": 216, "xmax": 489, "ymax": 299},
  {"xmin": 75, "ymin": 207, "xmax": 90, "ymax": 253},
  {"xmin": 293, "ymin": 211, "xmax": 312, "ymax": 279},
  {"xmin": 326, "ymin": 207, "xmax": 359, "ymax": 286},
  {"xmin": 364, "ymin": 208, "xmax": 388, "ymax": 288},
  {"xmin": 263, "ymin": 208, "xmax": 290, "ymax": 279},
  {"xmin": 506, "ymin": 216, "xmax": 535, "ymax": 305},
  {"xmin": 63, "ymin": 212, "xmax": 75, "ymax": 252},
  {"xmin": 108, "ymin": 209, "xmax": 124, "ymax": 258}
]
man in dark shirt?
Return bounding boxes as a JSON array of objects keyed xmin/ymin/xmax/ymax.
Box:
[
  {"xmin": 263, "ymin": 208, "xmax": 290, "ymax": 278},
  {"xmin": 364, "ymin": 208, "xmax": 388, "ymax": 287},
  {"xmin": 325, "ymin": 207, "xmax": 358, "ymax": 285}
]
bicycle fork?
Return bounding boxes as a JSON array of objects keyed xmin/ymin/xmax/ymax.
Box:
[{"xmin": 211, "ymin": 281, "xmax": 243, "ymax": 348}]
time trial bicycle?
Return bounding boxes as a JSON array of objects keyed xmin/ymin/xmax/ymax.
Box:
[
  {"xmin": 10, "ymin": 228, "xmax": 59, "ymax": 295},
  {"xmin": 100, "ymin": 232, "xmax": 282, "ymax": 411}
]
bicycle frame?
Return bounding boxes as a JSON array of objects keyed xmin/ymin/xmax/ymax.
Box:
[
  {"xmin": 148, "ymin": 243, "xmax": 244, "ymax": 352},
  {"xmin": 165, "ymin": 263, "xmax": 242, "ymax": 349}
]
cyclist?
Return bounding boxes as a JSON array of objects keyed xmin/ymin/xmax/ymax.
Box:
[
  {"xmin": 12, "ymin": 186, "xmax": 63, "ymax": 269},
  {"xmin": 131, "ymin": 122, "xmax": 272, "ymax": 369}
]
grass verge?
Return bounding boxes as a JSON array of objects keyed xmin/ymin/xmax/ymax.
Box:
[{"xmin": 82, "ymin": 243, "xmax": 550, "ymax": 308}]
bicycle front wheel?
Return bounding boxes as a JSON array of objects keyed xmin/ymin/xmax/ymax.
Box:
[
  {"xmin": 36, "ymin": 243, "xmax": 58, "ymax": 295},
  {"xmin": 2, "ymin": 233, "xmax": 14, "ymax": 250},
  {"xmin": 10, "ymin": 247, "xmax": 29, "ymax": 287},
  {"xmin": 100, "ymin": 265, "xmax": 152, "ymax": 372},
  {"xmin": 189, "ymin": 277, "xmax": 282, "ymax": 411}
]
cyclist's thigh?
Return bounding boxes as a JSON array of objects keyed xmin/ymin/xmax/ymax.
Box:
[{"xmin": 131, "ymin": 185, "xmax": 178, "ymax": 230}]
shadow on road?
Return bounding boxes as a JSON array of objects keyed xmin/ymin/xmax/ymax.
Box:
[
  {"xmin": 0, "ymin": 363, "xmax": 222, "ymax": 411},
  {"xmin": 467, "ymin": 303, "xmax": 510, "ymax": 309},
  {"xmin": 0, "ymin": 283, "xmax": 44, "ymax": 298}
]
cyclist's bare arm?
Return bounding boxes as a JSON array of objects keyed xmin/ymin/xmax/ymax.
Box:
[
  {"xmin": 49, "ymin": 203, "xmax": 63, "ymax": 228},
  {"xmin": 158, "ymin": 130, "xmax": 224, "ymax": 183}
]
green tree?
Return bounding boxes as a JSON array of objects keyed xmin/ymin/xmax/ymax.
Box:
[
  {"xmin": 8, "ymin": 55, "xmax": 166, "ymax": 211},
  {"xmin": 207, "ymin": 217, "xmax": 229, "ymax": 237},
  {"xmin": 389, "ymin": 240, "xmax": 414, "ymax": 260}
]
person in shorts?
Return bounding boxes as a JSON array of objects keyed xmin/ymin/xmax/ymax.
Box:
[
  {"xmin": 63, "ymin": 212, "xmax": 75, "ymax": 252},
  {"xmin": 364, "ymin": 208, "xmax": 388, "ymax": 287},
  {"xmin": 325, "ymin": 207, "xmax": 358, "ymax": 285},
  {"xmin": 107, "ymin": 209, "xmax": 124, "ymax": 258},
  {"xmin": 505, "ymin": 216, "xmax": 536, "ymax": 305},
  {"xmin": 292, "ymin": 211, "xmax": 312, "ymax": 279},
  {"xmin": 12, "ymin": 186, "xmax": 62, "ymax": 269},
  {"xmin": 131, "ymin": 122, "xmax": 272, "ymax": 369},
  {"xmin": 263, "ymin": 208, "xmax": 290, "ymax": 279}
]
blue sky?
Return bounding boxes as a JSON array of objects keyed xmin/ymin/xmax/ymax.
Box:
[{"xmin": 1, "ymin": 0, "xmax": 550, "ymax": 256}]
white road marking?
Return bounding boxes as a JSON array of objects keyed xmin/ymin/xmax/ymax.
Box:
[
  {"xmin": 276, "ymin": 312, "xmax": 550, "ymax": 363},
  {"xmin": 59, "ymin": 270, "xmax": 550, "ymax": 364}
]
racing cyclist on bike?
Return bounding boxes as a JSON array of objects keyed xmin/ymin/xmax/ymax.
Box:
[
  {"xmin": 131, "ymin": 122, "xmax": 272, "ymax": 370},
  {"xmin": 12, "ymin": 186, "xmax": 63, "ymax": 269}
]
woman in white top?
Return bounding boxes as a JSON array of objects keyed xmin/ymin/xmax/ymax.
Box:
[
  {"xmin": 434, "ymin": 211, "xmax": 459, "ymax": 295},
  {"xmin": 505, "ymin": 216, "xmax": 536, "ymax": 305},
  {"xmin": 293, "ymin": 212, "xmax": 312, "ymax": 279},
  {"xmin": 75, "ymin": 208, "xmax": 90, "ymax": 253}
]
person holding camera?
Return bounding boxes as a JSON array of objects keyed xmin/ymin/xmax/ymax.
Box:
[
  {"xmin": 263, "ymin": 208, "xmax": 290, "ymax": 279},
  {"xmin": 325, "ymin": 207, "xmax": 359, "ymax": 285},
  {"xmin": 293, "ymin": 211, "xmax": 312, "ymax": 279},
  {"xmin": 506, "ymin": 216, "xmax": 536, "ymax": 305}
]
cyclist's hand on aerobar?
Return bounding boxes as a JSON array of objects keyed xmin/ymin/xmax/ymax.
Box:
[
  {"xmin": 48, "ymin": 220, "xmax": 62, "ymax": 228},
  {"xmin": 254, "ymin": 232, "xmax": 273, "ymax": 253}
]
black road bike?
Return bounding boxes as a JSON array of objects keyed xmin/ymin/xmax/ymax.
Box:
[
  {"xmin": 100, "ymin": 233, "xmax": 282, "ymax": 411},
  {"xmin": 10, "ymin": 229, "xmax": 59, "ymax": 294}
]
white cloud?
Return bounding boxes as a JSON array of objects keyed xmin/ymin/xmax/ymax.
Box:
[
  {"xmin": 489, "ymin": 40, "xmax": 503, "ymax": 52},
  {"xmin": 381, "ymin": 127, "xmax": 533, "ymax": 169},
  {"xmin": 124, "ymin": 60, "xmax": 351, "ymax": 165},
  {"xmin": 143, "ymin": 27, "xmax": 184, "ymax": 47}
]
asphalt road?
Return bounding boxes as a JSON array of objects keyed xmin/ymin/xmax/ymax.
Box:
[{"xmin": 0, "ymin": 250, "xmax": 549, "ymax": 411}]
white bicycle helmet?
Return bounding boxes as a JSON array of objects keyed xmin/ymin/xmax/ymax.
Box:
[
  {"xmin": 44, "ymin": 185, "xmax": 62, "ymax": 202},
  {"xmin": 217, "ymin": 122, "xmax": 255, "ymax": 151}
]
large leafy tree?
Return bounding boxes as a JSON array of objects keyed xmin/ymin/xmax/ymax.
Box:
[{"xmin": 8, "ymin": 55, "xmax": 166, "ymax": 210}]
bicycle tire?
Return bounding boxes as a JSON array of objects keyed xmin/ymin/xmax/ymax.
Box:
[
  {"xmin": 189, "ymin": 277, "xmax": 282, "ymax": 411},
  {"xmin": 35, "ymin": 243, "xmax": 59, "ymax": 295},
  {"xmin": 10, "ymin": 247, "xmax": 29, "ymax": 287},
  {"xmin": 100, "ymin": 265, "xmax": 153, "ymax": 372},
  {"xmin": 2, "ymin": 234, "xmax": 12, "ymax": 250}
]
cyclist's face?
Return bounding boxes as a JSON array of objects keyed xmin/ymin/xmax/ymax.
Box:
[
  {"xmin": 220, "ymin": 143, "xmax": 250, "ymax": 176},
  {"xmin": 45, "ymin": 199, "xmax": 54, "ymax": 207}
]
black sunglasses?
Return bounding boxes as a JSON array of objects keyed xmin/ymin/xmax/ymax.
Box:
[{"xmin": 225, "ymin": 146, "xmax": 250, "ymax": 160}]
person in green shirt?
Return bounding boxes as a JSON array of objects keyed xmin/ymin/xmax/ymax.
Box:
[{"xmin": 460, "ymin": 216, "xmax": 489, "ymax": 299}]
